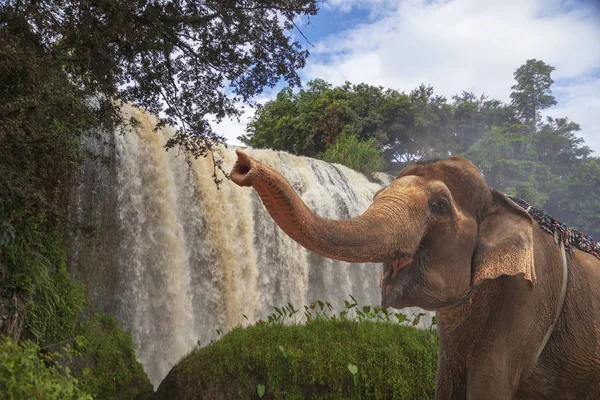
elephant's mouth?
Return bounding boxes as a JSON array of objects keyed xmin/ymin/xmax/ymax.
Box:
[{"xmin": 380, "ymin": 255, "xmax": 413, "ymax": 308}]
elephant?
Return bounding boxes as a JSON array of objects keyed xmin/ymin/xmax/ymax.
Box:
[{"xmin": 230, "ymin": 149, "xmax": 600, "ymax": 399}]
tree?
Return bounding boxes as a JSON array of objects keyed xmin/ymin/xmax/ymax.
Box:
[
  {"xmin": 240, "ymin": 79, "xmax": 352, "ymax": 157},
  {"xmin": 534, "ymin": 116, "xmax": 591, "ymax": 175},
  {"xmin": 547, "ymin": 158, "xmax": 600, "ymax": 239},
  {"xmin": 465, "ymin": 124, "xmax": 557, "ymax": 207},
  {"xmin": 1, "ymin": 0, "xmax": 318, "ymax": 188},
  {"xmin": 242, "ymin": 79, "xmax": 413, "ymax": 160},
  {"xmin": 390, "ymin": 84, "xmax": 453, "ymax": 163},
  {"xmin": 510, "ymin": 59, "xmax": 558, "ymax": 131},
  {"xmin": 0, "ymin": 16, "xmax": 97, "ymax": 224},
  {"xmin": 451, "ymin": 92, "xmax": 517, "ymax": 151}
]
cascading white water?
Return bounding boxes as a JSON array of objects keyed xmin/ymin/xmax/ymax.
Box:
[{"xmin": 67, "ymin": 105, "xmax": 432, "ymax": 388}]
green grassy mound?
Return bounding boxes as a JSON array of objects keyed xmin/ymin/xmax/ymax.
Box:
[{"xmin": 156, "ymin": 316, "xmax": 438, "ymax": 399}]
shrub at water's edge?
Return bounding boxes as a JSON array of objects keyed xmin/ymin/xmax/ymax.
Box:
[
  {"xmin": 0, "ymin": 214, "xmax": 153, "ymax": 399},
  {"xmin": 0, "ymin": 336, "xmax": 91, "ymax": 400},
  {"xmin": 156, "ymin": 304, "xmax": 438, "ymax": 399},
  {"xmin": 70, "ymin": 311, "xmax": 154, "ymax": 399},
  {"xmin": 0, "ymin": 316, "xmax": 153, "ymax": 400}
]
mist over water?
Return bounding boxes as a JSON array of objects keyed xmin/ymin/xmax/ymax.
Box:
[{"xmin": 67, "ymin": 105, "xmax": 431, "ymax": 387}]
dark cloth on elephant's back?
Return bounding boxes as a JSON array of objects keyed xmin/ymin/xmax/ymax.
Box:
[{"xmin": 507, "ymin": 195, "xmax": 600, "ymax": 260}]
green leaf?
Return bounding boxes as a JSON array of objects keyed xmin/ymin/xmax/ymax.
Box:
[
  {"xmin": 395, "ymin": 313, "xmax": 407, "ymax": 323},
  {"xmin": 278, "ymin": 345, "xmax": 288, "ymax": 360},
  {"xmin": 257, "ymin": 384, "xmax": 265, "ymax": 398},
  {"xmin": 347, "ymin": 363, "xmax": 358, "ymax": 375}
]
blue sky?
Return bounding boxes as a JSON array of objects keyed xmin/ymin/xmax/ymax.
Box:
[{"xmin": 214, "ymin": 0, "xmax": 600, "ymax": 154}]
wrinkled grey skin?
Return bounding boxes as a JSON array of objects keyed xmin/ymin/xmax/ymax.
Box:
[{"xmin": 230, "ymin": 151, "xmax": 600, "ymax": 399}]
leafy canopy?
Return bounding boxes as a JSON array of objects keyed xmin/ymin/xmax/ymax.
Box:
[{"xmin": 1, "ymin": 0, "xmax": 318, "ymax": 197}]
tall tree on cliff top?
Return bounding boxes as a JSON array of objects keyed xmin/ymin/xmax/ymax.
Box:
[
  {"xmin": 510, "ymin": 59, "xmax": 558, "ymax": 131},
  {"xmin": 1, "ymin": 0, "xmax": 318, "ymax": 194}
]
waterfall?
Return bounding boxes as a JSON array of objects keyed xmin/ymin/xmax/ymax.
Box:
[{"xmin": 67, "ymin": 104, "xmax": 433, "ymax": 388}]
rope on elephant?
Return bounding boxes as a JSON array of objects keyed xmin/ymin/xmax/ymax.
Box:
[{"xmin": 507, "ymin": 194, "xmax": 600, "ymax": 260}]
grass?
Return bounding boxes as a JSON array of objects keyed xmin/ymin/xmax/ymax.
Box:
[{"xmin": 156, "ymin": 299, "xmax": 438, "ymax": 399}]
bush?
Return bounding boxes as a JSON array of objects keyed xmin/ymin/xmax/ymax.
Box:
[
  {"xmin": 1, "ymin": 213, "xmax": 153, "ymax": 399},
  {"xmin": 0, "ymin": 214, "xmax": 87, "ymax": 342},
  {"xmin": 319, "ymin": 134, "xmax": 386, "ymax": 175},
  {"xmin": 156, "ymin": 302, "xmax": 438, "ymax": 399},
  {"xmin": 72, "ymin": 312, "xmax": 154, "ymax": 400},
  {"xmin": 0, "ymin": 336, "xmax": 91, "ymax": 400}
]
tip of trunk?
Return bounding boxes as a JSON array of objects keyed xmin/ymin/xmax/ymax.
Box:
[{"xmin": 231, "ymin": 149, "xmax": 253, "ymax": 186}]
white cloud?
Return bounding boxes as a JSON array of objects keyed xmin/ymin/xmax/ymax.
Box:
[
  {"xmin": 548, "ymin": 76, "xmax": 600, "ymax": 152},
  {"xmin": 211, "ymin": 114, "xmax": 249, "ymax": 146},
  {"xmin": 211, "ymin": 93, "xmax": 275, "ymax": 146},
  {"xmin": 304, "ymin": 0, "xmax": 600, "ymax": 153}
]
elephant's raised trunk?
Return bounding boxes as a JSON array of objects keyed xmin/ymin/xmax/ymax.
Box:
[{"xmin": 230, "ymin": 150, "xmax": 426, "ymax": 264}]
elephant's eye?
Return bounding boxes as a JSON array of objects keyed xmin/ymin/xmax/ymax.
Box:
[{"xmin": 429, "ymin": 198, "xmax": 449, "ymax": 214}]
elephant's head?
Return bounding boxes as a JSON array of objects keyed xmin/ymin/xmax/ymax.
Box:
[{"xmin": 230, "ymin": 150, "xmax": 535, "ymax": 311}]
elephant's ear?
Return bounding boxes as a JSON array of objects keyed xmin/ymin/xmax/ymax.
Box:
[{"xmin": 472, "ymin": 190, "xmax": 536, "ymax": 287}]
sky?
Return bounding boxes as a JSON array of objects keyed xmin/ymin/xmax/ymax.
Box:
[{"xmin": 213, "ymin": 0, "xmax": 600, "ymax": 155}]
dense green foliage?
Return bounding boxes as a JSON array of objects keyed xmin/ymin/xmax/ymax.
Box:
[
  {"xmin": 0, "ymin": 337, "xmax": 91, "ymax": 400},
  {"xmin": 157, "ymin": 303, "xmax": 438, "ymax": 400},
  {"xmin": 0, "ymin": 217, "xmax": 153, "ymax": 398},
  {"xmin": 510, "ymin": 59, "xmax": 558, "ymax": 131},
  {"xmin": 0, "ymin": 19, "xmax": 95, "ymax": 225},
  {"xmin": 546, "ymin": 158, "xmax": 600, "ymax": 239},
  {"xmin": 1, "ymin": 214, "xmax": 86, "ymax": 341},
  {"xmin": 241, "ymin": 79, "xmax": 418, "ymax": 160},
  {"xmin": 72, "ymin": 312, "xmax": 154, "ymax": 399},
  {"xmin": 320, "ymin": 134, "xmax": 386, "ymax": 175},
  {"xmin": 242, "ymin": 59, "xmax": 599, "ymax": 238},
  {"xmin": 1, "ymin": 0, "xmax": 317, "ymax": 185},
  {"xmin": 0, "ymin": 319, "xmax": 153, "ymax": 400},
  {"xmin": 241, "ymin": 79, "xmax": 510, "ymax": 163}
]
